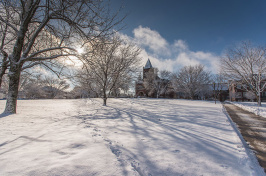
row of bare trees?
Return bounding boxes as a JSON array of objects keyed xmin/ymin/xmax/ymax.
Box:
[
  {"xmin": 145, "ymin": 41, "xmax": 266, "ymax": 105},
  {"xmin": 141, "ymin": 65, "xmax": 221, "ymax": 100},
  {"xmin": 171, "ymin": 65, "xmax": 213, "ymax": 100},
  {"xmin": 0, "ymin": 73, "xmax": 70, "ymax": 99},
  {"xmin": 164, "ymin": 41, "xmax": 266, "ymax": 105},
  {"xmin": 73, "ymin": 40, "xmax": 265, "ymax": 105}
]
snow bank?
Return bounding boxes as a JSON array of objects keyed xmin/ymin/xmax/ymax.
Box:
[
  {"xmin": 229, "ymin": 101, "xmax": 266, "ymax": 118},
  {"xmin": 0, "ymin": 99, "xmax": 262, "ymax": 176}
]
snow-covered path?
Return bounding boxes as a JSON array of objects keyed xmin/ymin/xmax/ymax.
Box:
[
  {"xmin": 0, "ymin": 99, "xmax": 262, "ymax": 175},
  {"xmin": 224, "ymin": 103, "xmax": 266, "ymax": 173}
]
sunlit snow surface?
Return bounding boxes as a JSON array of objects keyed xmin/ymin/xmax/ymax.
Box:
[{"xmin": 0, "ymin": 99, "xmax": 260, "ymax": 176}]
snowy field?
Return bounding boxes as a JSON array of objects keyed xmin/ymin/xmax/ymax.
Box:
[
  {"xmin": 229, "ymin": 101, "xmax": 266, "ymax": 118},
  {"xmin": 0, "ymin": 99, "xmax": 262, "ymax": 176}
]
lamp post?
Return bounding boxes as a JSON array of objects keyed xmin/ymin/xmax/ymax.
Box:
[{"xmin": 213, "ymin": 82, "xmax": 216, "ymax": 104}]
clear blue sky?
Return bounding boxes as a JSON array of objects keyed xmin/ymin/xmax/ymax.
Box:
[{"xmin": 112, "ymin": 0, "xmax": 266, "ymax": 55}]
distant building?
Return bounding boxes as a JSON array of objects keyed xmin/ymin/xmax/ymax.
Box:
[
  {"xmin": 135, "ymin": 59, "xmax": 155, "ymax": 97},
  {"xmin": 135, "ymin": 59, "xmax": 238, "ymax": 101},
  {"xmin": 228, "ymin": 80, "xmax": 266, "ymax": 102},
  {"xmin": 135, "ymin": 59, "xmax": 175, "ymax": 98}
]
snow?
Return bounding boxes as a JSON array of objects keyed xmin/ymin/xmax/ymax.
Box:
[
  {"xmin": 229, "ymin": 101, "xmax": 266, "ymax": 118},
  {"xmin": 0, "ymin": 98, "xmax": 263, "ymax": 176}
]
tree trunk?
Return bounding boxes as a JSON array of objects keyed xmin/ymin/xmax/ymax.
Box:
[
  {"xmin": 103, "ymin": 90, "xmax": 107, "ymax": 106},
  {"xmin": 257, "ymin": 94, "xmax": 262, "ymax": 106},
  {"xmin": 0, "ymin": 73, "xmax": 4, "ymax": 88},
  {"xmin": 258, "ymin": 99, "xmax": 261, "ymax": 106},
  {"xmin": 4, "ymin": 65, "xmax": 21, "ymax": 114},
  {"xmin": 103, "ymin": 97, "xmax": 107, "ymax": 106}
]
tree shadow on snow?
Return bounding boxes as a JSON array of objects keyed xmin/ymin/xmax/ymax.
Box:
[
  {"xmin": 0, "ymin": 134, "xmax": 49, "ymax": 156},
  {"xmin": 104, "ymin": 100, "xmax": 246, "ymax": 175},
  {"xmin": 74, "ymin": 99, "xmax": 247, "ymax": 175},
  {"xmin": 0, "ymin": 113, "xmax": 11, "ymax": 118}
]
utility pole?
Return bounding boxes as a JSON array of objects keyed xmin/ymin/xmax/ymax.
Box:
[
  {"xmin": 258, "ymin": 71, "xmax": 261, "ymax": 106},
  {"xmin": 213, "ymin": 82, "xmax": 216, "ymax": 104}
]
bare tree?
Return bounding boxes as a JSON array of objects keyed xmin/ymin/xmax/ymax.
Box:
[
  {"xmin": 79, "ymin": 37, "xmax": 140, "ymax": 105},
  {"xmin": 221, "ymin": 41, "xmax": 266, "ymax": 106},
  {"xmin": 0, "ymin": 0, "xmax": 123, "ymax": 113},
  {"xmin": 172, "ymin": 64, "xmax": 211, "ymax": 100}
]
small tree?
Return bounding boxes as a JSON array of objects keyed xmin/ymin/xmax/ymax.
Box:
[
  {"xmin": 172, "ymin": 64, "xmax": 211, "ymax": 100},
  {"xmin": 221, "ymin": 41, "xmax": 266, "ymax": 106}
]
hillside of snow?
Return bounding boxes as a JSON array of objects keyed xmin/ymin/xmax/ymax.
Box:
[{"xmin": 0, "ymin": 99, "xmax": 262, "ymax": 176}]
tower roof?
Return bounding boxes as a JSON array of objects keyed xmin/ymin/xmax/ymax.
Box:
[{"xmin": 144, "ymin": 59, "xmax": 152, "ymax": 69}]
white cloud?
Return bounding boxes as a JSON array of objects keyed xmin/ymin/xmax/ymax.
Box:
[
  {"xmin": 173, "ymin": 40, "xmax": 188, "ymax": 51},
  {"xmin": 138, "ymin": 49, "xmax": 175, "ymax": 72},
  {"xmin": 133, "ymin": 26, "xmax": 170, "ymax": 56},
  {"xmin": 120, "ymin": 26, "xmax": 220, "ymax": 73},
  {"xmin": 176, "ymin": 52, "xmax": 200, "ymax": 66}
]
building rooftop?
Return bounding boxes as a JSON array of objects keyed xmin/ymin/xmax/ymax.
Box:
[{"xmin": 144, "ymin": 59, "xmax": 152, "ymax": 69}]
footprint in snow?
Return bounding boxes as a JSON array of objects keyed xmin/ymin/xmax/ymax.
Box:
[
  {"xmin": 220, "ymin": 165, "xmax": 229, "ymax": 169},
  {"xmin": 173, "ymin": 150, "xmax": 180, "ymax": 153},
  {"xmin": 110, "ymin": 146, "xmax": 121, "ymax": 157},
  {"xmin": 69, "ymin": 143, "xmax": 85, "ymax": 149}
]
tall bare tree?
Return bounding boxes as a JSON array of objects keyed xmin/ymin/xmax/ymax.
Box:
[
  {"xmin": 221, "ymin": 41, "xmax": 266, "ymax": 106},
  {"xmin": 172, "ymin": 64, "xmax": 211, "ymax": 100},
  {"xmin": 0, "ymin": 0, "xmax": 123, "ymax": 113},
  {"xmin": 79, "ymin": 37, "xmax": 140, "ymax": 105}
]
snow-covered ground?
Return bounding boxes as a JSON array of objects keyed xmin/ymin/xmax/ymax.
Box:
[
  {"xmin": 229, "ymin": 101, "xmax": 266, "ymax": 118},
  {"xmin": 0, "ymin": 99, "xmax": 262, "ymax": 176}
]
